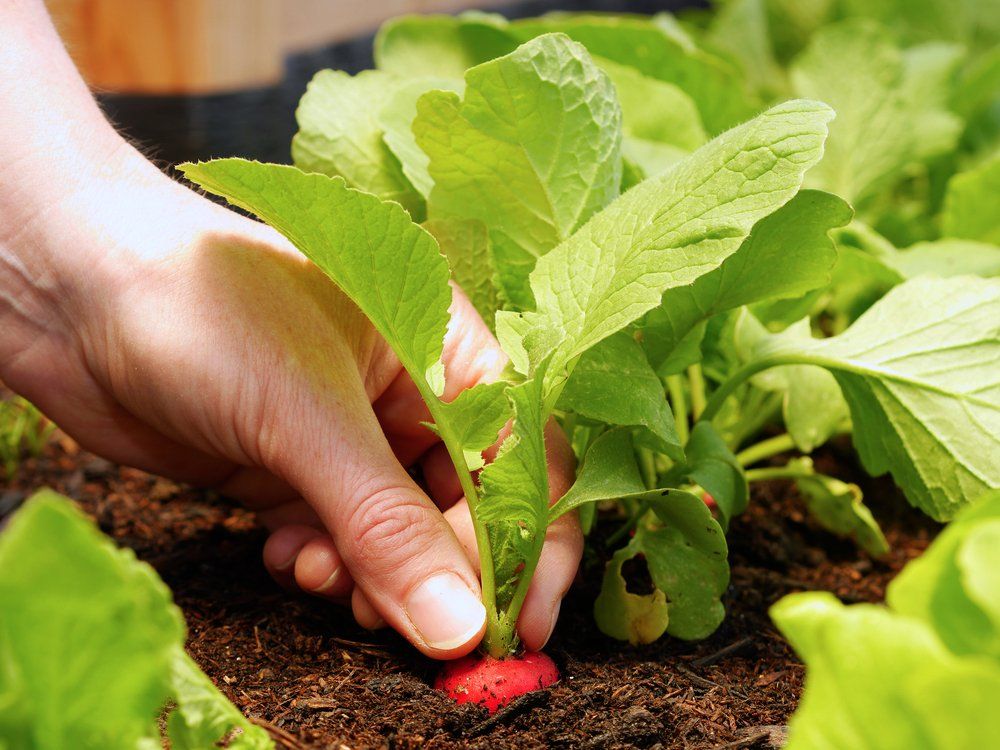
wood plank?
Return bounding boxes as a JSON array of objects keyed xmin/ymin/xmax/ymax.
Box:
[
  {"xmin": 47, "ymin": 0, "xmax": 509, "ymax": 94},
  {"xmin": 47, "ymin": 0, "xmax": 283, "ymax": 94}
]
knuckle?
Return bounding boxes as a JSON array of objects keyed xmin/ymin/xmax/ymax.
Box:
[{"xmin": 345, "ymin": 485, "xmax": 435, "ymax": 571}]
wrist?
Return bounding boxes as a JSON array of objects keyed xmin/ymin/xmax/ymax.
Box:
[{"xmin": 0, "ymin": 137, "xmax": 242, "ymax": 385}]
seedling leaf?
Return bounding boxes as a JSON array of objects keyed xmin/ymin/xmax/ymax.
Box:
[
  {"xmin": 292, "ymin": 69, "xmax": 422, "ymax": 217},
  {"xmin": 558, "ymin": 332, "xmax": 683, "ymax": 460},
  {"xmin": 178, "ymin": 160, "xmax": 452, "ymax": 398},
  {"xmin": 744, "ymin": 276, "xmax": 1000, "ymax": 519},
  {"xmin": 789, "ymin": 457, "xmax": 889, "ymax": 557},
  {"xmin": 594, "ymin": 541, "xmax": 670, "ymax": 645},
  {"xmin": 414, "ymin": 33, "xmax": 623, "ymax": 308},
  {"xmin": 516, "ymin": 99, "xmax": 834, "ymax": 393}
]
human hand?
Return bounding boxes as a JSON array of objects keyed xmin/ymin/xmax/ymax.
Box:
[
  {"xmin": 0, "ymin": 2, "xmax": 582, "ymax": 659},
  {"xmin": 0, "ymin": 143, "xmax": 582, "ymax": 659}
]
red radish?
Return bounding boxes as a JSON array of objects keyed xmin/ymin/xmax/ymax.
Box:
[
  {"xmin": 702, "ymin": 491, "xmax": 717, "ymax": 509},
  {"xmin": 435, "ymin": 651, "xmax": 559, "ymax": 713}
]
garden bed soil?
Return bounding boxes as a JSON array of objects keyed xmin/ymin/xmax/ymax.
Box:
[{"xmin": 2, "ymin": 433, "xmax": 938, "ymax": 749}]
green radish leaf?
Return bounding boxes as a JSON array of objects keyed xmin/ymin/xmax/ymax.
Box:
[
  {"xmin": 760, "ymin": 0, "xmax": 838, "ymax": 64},
  {"xmin": 888, "ymin": 489, "xmax": 1000, "ymax": 660},
  {"xmin": 549, "ymin": 430, "xmax": 728, "ymax": 640},
  {"xmin": 825, "ymin": 242, "xmax": 904, "ymax": 324},
  {"xmin": 736, "ymin": 314, "xmax": 850, "ymax": 453},
  {"xmin": 839, "ymin": 0, "xmax": 998, "ymax": 47},
  {"xmin": 510, "ymin": 14, "xmax": 753, "ymax": 134},
  {"xmin": 377, "ymin": 76, "xmax": 463, "ymax": 199},
  {"xmin": 478, "ymin": 377, "xmax": 550, "ymax": 613},
  {"xmin": 0, "ymin": 492, "xmax": 183, "ymax": 749},
  {"xmin": 896, "ymin": 42, "xmax": 967, "ymax": 165},
  {"xmin": 667, "ymin": 421, "xmax": 748, "ymax": 530},
  {"xmin": 641, "ymin": 189, "xmax": 851, "ymax": 375},
  {"xmin": 292, "ymin": 70, "xmax": 422, "ymax": 217},
  {"xmin": 942, "ymin": 155, "xmax": 1000, "ymax": 244},
  {"xmin": 706, "ymin": 0, "xmax": 788, "ymax": 99},
  {"xmin": 584, "ymin": 495, "xmax": 729, "ymax": 640},
  {"xmin": 374, "ymin": 13, "xmax": 517, "ymax": 79},
  {"xmin": 414, "ymin": 33, "xmax": 623, "ymax": 309},
  {"xmin": 747, "ymin": 276, "xmax": 1000, "ymax": 520},
  {"xmin": 0, "ymin": 491, "xmax": 270, "ymax": 750},
  {"xmin": 167, "ymin": 649, "xmax": 271, "ymax": 750},
  {"xmin": 594, "ymin": 541, "xmax": 670, "ymax": 645},
  {"xmin": 779, "ymin": 365, "xmax": 849, "ymax": 452},
  {"xmin": 773, "ymin": 493, "xmax": 1000, "ymax": 749},
  {"xmin": 788, "ymin": 457, "xmax": 889, "ymax": 557},
  {"xmin": 883, "ymin": 239, "xmax": 1000, "ymax": 279},
  {"xmin": 515, "ymin": 99, "xmax": 834, "ymax": 393},
  {"xmin": 959, "ymin": 522, "xmax": 1000, "ymax": 644},
  {"xmin": 772, "ymin": 592, "xmax": 1000, "ymax": 750},
  {"xmin": 423, "ymin": 217, "xmax": 501, "ymax": 330},
  {"xmin": 643, "ymin": 494, "xmax": 729, "ymax": 639},
  {"xmin": 558, "ymin": 332, "xmax": 683, "ymax": 460},
  {"xmin": 792, "ymin": 20, "xmax": 962, "ymax": 205},
  {"xmin": 434, "ymin": 381, "xmax": 510, "ymax": 465},
  {"xmin": 495, "ymin": 310, "xmax": 532, "ymax": 376},
  {"xmin": 952, "ymin": 44, "xmax": 1000, "ymax": 151},
  {"xmin": 178, "ymin": 160, "xmax": 451, "ymax": 398},
  {"xmin": 646, "ymin": 321, "xmax": 709, "ymax": 378},
  {"xmin": 596, "ymin": 56, "xmax": 707, "ymax": 176},
  {"xmin": 550, "ymin": 428, "xmax": 646, "ymax": 522}
]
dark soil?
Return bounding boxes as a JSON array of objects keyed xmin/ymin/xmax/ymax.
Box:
[{"xmin": 2, "ymin": 432, "xmax": 938, "ymax": 750}]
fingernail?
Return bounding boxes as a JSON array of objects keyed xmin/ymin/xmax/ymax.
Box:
[
  {"xmin": 310, "ymin": 568, "xmax": 342, "ymax": 594},
  {"xmin": 405, "ymin": 572, "xmax": 486, "ymax": 651}
]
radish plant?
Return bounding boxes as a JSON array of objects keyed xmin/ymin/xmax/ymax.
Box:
[
  {"xmin": 0, "ymin": 491, "xmax": 272, "ymax": 749},
  {"xmin": 772, "ymin": 489, "xmax": 1000, "ymax": 749},
  {"xmin": 180, "ymin": 8, "xmax": 999, "ymax": 707},
  {"xmin": 181, "ymin": 32, "xmax": 836, "ymax": 657}
]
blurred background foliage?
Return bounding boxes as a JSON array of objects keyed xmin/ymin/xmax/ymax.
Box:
[{"xmin": 45, "ymin": 1, "xmax": 701, "ymax": 164}]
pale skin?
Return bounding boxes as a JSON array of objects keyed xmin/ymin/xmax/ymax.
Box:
[{"xmin": 0, "ymin": 1, "xmax": 582, "ymax": 659}]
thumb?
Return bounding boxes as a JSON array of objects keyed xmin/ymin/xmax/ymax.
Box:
[{"xmin": 287, "ymin": 406, "xmax": 487, "ymax": 659}]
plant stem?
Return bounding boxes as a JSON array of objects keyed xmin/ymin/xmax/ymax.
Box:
[
  {"xmin": 745, "ymin": 464, "xmax": 813, "ymax": 482},
  {"xmin": 702, "ymin": 347, "xmax": 950, "ymax": 425},
  {"xmin": 416, "ymin": 386, "xmax": 506, "ymax": 654},
  {"xmin": 666, "ymin": 375, "xmax": 689, "ymax": 445},
  {"xmin": 606, "ymin": 499, "xmax": 651, "ymax": 547},
  {"xmin": 699, "ymin": 353, "xmax": 804, "ymax": 422},
  {"xmin": 498, "ymin": 528, "xmax": 546, "ymax": 655},
  {"xmin": 688, "ymin": 364, "xmax": 707, "ymax": 419},
  {"xmin": 736, "ymin": 433, "xmax": 796, "ymax": 467},
  {"xmin": 730, "ymin": 392, "xmax": 783, "ymax": 449},
  {"xmin": 638, "ymin": 447, "xmax": 658, "ymax": 491},
  {"xmin": 561, "ymin": 411, "xmax": 576, "ymax": 443}
]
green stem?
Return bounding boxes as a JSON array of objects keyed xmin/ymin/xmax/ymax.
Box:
[
  {"xmin": 490, "ymin": 368, "xmax": 569, "ymax": 655},
  {"xmin": 666, "ymin": 375, "xmax": 689, "ymax": 445},
  {"xmin": 561, "ymin": 411, "xmax": 577, "ymax": 443},
  {"xmin": 703, "ymin": 347, "xmax": 959, "ymax": 425},
  {"xmin": 730, "ymin": 392, "xmax": 783, "ymax": 449},
  {"xmin": 688, "ymin": 364, "xmax": 707, "ymax": 420},
  {"xmin": 637, "ymin": 448, "xmax": 658, "ymax": 491},
  {"xmin": 745, "ymin": 464, "xmax": 813, "ymax": 482},
  {"xmin": 497, "ymin": 529, "xmax": 546, "ymax": 655},
  {"xmin": 416, "ymin": 386, "xmax": 505, "ymax": 654},
  {"xmin": 699, "ymin": 353, "xmax": 805, "ymax": 422},
  {"xmin": 606, "ymin": 499, "xmax": 651, "ymax": 548},
  {"xmin": 736, "ymin": 433, "xmax": 796, "ymax": 467}
]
